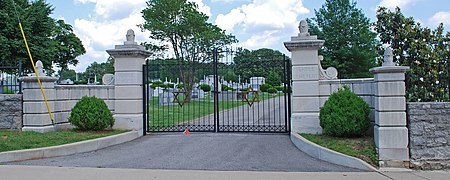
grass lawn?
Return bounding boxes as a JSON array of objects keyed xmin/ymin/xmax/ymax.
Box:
[
  {"xmin": 148, "ymin": 92, "xmax": 282, "ymax": 129},
  {"xmin": 300, "ymin": 133, "xmax": 378, "ymax": 167},
  {"xmin": 0, "ymin": 129, "xmax": 128, "ymax": 152}
]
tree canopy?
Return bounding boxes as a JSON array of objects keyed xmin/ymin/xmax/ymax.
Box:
[
  {"xmin": 140, "ymin": 0, "xmax": 237, "ymax": 102},
  {"xmin": 308, "ymin": 0, "xmax": 378, "ymax": 78},
  {"xmin": 374, "ymin": 7, "xmax": 450, "ymax": 102},
  {"xmin": 0, "ymin": 0, "xmax": 84, "ymax": 74},
  {"xmin": 140, "ymin": 0, "xmax": 237, "ymax": 61}
]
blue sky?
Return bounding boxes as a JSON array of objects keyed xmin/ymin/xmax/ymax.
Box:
[{"xmin": 45, "ymin": 0, "xmax": 450, "ymax": 72}]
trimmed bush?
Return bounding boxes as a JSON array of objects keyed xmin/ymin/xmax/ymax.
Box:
[
  {"xmin": 200, "ymin": 84, "xmax": 211, "ymax": 92},
  {"xmin": 176, "ymin": 84, "xmax": 185, "ymax": 89},
  {"xmin": 275, "ymin": 86, "xmax": 284, "ymax": 92},
  {"xmin": 267, "ymin": 87, "xmax": 277, "ymax": 94},
  {"xmin": 68, "ymin": 96, "xmax": 114, "ymax": 131},
  {"xmin": 260, "ymin": 84, "xmax": 273, "ymax": 92},
  {"xmin": 319, "ymin": 86, "xmax": 370, "ymax": 137},
  {"xmin": 240, "ymin": 88, "xmax": 249, "ymax": 92},
  {"xmin": 167, "ymin": 83, "xmax": 175, "ymax": 88}
]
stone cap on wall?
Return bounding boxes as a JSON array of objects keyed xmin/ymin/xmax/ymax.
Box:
[{"xmin": 369, "ymin": 66, "xmax": 410, "ymax": 74}]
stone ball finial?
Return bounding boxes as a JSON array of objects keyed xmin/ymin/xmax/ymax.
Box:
[
  {"xmin": 126, "ymin": 29, "xmax": 136, "ymax": 42},
  {"xmin": 35, "ymin": 60, "xmax": 45, "ymax": 76},
  {"xmin": 383, "ymin": 47, "xmax": 395, "ymax": 66},
  {"xmin": 298, "ymin": 20, "xmax": 310, "ymax": 36}
]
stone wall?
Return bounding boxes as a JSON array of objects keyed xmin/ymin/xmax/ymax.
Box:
[
  {"xmin": 319, "ymin": 78, "xmax": 375, "ymax": 121},
  {"xmin": 53, "ymin": 85, "xmax": 115, "ymax": 125},
  {"xmin": 0, "ymin": 94, "xmax": 22, "ymax": 130},
  {"xmin": 408, "ymin": 102, "xmax": 450, "ymax": 170}
]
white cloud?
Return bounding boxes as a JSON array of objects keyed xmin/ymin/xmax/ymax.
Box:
[
  {"xmin": 216, "ymin": 0, "xmax": 309, "ymax": 33},
  {"xmin": 70, "ymin": 0, "xmax": 211, "ymax": 72},
  {"xmin": 378, "ymin": 0, "xmax": 419, "ymax": 9},
  {"xmin": 215, "ymin": 0, "xmax": 308, "ymax": 51},
  {"xmin": 428, "ymin": 11, "xmax": 450, "ymax": 27},
  {"xmin": 216, "ymin": 9, "xmax": 245, "ymax": 31}
]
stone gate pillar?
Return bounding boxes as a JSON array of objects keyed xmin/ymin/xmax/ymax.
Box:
[
  {"xmin": 20, "ymin": 61, "xmax": 58, "ymax": 132},
  {"xmin": 107, "ymin": 29, "xmax": 151, "ymax": 136},
  {"xmin": 370, "ymin": 47, "xmax": 410, "ymax": 167},
  {"xmin": 284, "ymin": 20, "xmax": 325, "ymax": 134}
]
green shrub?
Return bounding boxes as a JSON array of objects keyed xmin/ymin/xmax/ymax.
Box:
[
  {"xmin": 319, "ymin": 86, "xmax": 370, "ymax": 137},
  {"xmin": 267, "ymin": 87, "xmax": 277, "ymax": 94},
  {"xmin": 260, "ymin": 84, "xmax": 273, "ymax": 92},
  {"xmin": 176, "ymin": 84, "xmax": 185, "ymax": 89},
  {"xmin": 159, "ymin": 84, "xmax": 169, "ymax": 89},
  {"xmin": 68, "ymin": 96, "xmax": 114, "ymax": 131},
  {"xmin": 167, "ymin": 83, "xmax": 175, "ymax": 88},
  {"xmin": 275, "ymin": 86, "xmax": 284, "ymax": 91},
  {"xmin": 240, "ymin": 88, "xmax": 249, "ymax": 92},
  {"xmin": 221, "ymin": 84, "xmax": 229, "ymax": 91},
  {"xmin": 74, "ymin": 80, "xmax": 87, "ymax": 85},
  {"xmin": 200, "ymin": 84, "xmax": 211, "ymax": 92}
]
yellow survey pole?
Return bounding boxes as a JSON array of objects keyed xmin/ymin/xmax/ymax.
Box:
[{"xmin": 12, "ymin": 0, "xmax": 55, "ymax": 126}]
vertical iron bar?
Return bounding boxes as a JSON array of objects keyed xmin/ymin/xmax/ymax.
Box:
[
  {"xmin": 283, "ymin": 55, "xmax": 288, "ymax": 132},
  {"xmin": 287, "ymin": 58, "xmax": 292, "ymax": 133},
  {"xmin": 142, "ymin": 63, "xmax": 147, "ymax": 136},
  {"xmin": 213, "ymin": 48, "xmax": 219, "ymax": 132},
  {"xmin": 18, "ymin": 61, "xmax": 22, "ymax": 94}
]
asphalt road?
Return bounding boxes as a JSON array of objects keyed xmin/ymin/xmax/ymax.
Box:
[{"xmin": 8, "ymin": 133, "xmax": 363, "ymax": 172}]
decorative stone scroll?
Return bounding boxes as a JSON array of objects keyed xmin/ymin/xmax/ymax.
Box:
[{"xmin": 318, "ymin": 55, "xmax": 338, "ymax": 80}]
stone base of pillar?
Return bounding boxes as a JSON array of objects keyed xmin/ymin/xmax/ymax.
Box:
[
  {"xmin": 291, "ymin": 113, "xmax": 322, "ymax": 134},
  {"xmin": 113, "ymin": 114, "xmax": 143, "ymax": 136},
  {"xmin": 378, "ymin": 148, "xmax": 410, "ymax": 161},
  {"xmin": 22, "ymin": 123, "xmax": 72, "ymax": 133}
]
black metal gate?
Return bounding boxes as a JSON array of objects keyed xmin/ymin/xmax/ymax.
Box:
[{"xmin": 143, "ymin": 49, "xmax": 291, "ymax": 134}]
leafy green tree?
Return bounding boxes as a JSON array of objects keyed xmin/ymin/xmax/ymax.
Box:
[
  {"xmin": 308, "ymin": 0, "xmax": 377, "ymax": 78},
  {"xmin": 233, "ymin": 48, "xmax": 286, "ymax": 84},
  {"xmin": 374, "ymin": 7, "xmax": 450, "ymax": 102},
  {"xmin": 57, "ymin": 69, "xmax": 76, "ymax": 81},
  {"xmin": 53, "ymin": 19, "xmax": 86, "ymax": 81},
  {"xmin": 79, "ymin": 57, "xmax": 115, "ymax": 83},
  {"xmin": 0, "ymin": 0, "xmax": 56, "ymax": 72},
  {"xmin": 140, "ymin": 0, "xmax": 237, "ymax": 102}
]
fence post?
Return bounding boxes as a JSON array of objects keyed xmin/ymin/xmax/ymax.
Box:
[
  {"xmin": 19, "ymin": 61, "xmax": 58, "ymax": 132},
  {"xmin": 106, "ymin": 29, "xmax": 151, "ymax": 136},
  {"xmin": 370, "ymin": 47, "xmax": 410, "ymax": 167},
  {"xmin": 18, "ymin": 61, "xmax": 23, "ymax": 94},
  {"xmin": 284, "ymin": 20, "xmax": 325, "ymax": 134}
]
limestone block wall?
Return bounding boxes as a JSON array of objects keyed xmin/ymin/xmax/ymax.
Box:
[
  {"xmin": 0, "ymin": 94, "xmax": 22, "ymax": 130},
  {"xmin": 319, "ymin": 78, "xmax": 375, "ymax": 118},
  {"xmin": 408, "ymin": 102, "xmax": 450, "ymax": 170},
  {"xmin": 53, "ymin": 85, "xmax": 115, "ymax": 125}
]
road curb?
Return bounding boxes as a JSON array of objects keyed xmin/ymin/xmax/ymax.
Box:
[
  {"xmin": 0, "ymin": 131, "xmax": 140, "ymax": 163},
  {"xmin": 290, "ymin": 133, "xmax": 378, "ymax": 172}
]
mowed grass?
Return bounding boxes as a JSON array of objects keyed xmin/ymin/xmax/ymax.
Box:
[
  {"xmin": 0, "ymin": 129, "xmax": 127, "ymax": 152},
  {"xmin": 148, "ymin": 92, "xmax": 283, "ymax": 129},
  {"xmin": 300, "ymin": 133, "xmax": 378, "ymax": 167}
]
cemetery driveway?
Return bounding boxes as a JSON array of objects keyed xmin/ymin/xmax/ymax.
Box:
[{"xmin": 7, "ymin": 133, "xmax": 363, "ymax": 172}]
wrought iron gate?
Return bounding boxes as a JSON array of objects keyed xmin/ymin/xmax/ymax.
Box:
[{"xmin": 143, "ymin": 49, "xmax": 291, "ymax": 134}]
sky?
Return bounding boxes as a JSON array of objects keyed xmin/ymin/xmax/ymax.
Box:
[{"xmin": 44, "ymin": 0, "xmax": 450, "ymax": 72}]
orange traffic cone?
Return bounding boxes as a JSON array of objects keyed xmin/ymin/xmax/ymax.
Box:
[{"xmin": 183, "ymin": 129, "xmax": 190, "ymax": 135}]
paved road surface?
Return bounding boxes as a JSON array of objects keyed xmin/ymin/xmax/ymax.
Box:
[{"xmin": 8, "ymin": 133, "xmax": 361, "ymax": 172}]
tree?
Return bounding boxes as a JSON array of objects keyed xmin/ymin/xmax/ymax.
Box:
[
  {"xmin": 308, "ymin": 0, "xmax": 378, "ymax": 78},
  {"xmin": 83, "ymin": 57, "xmax": 115, "ymax": 82},
  {"xmin": 0, "ymin": 0, "xmax": 85, "ymax": 75},
  {"xmin": 233, "ymin": 48, "xmax": 286, "ymax": 84},
  {"xmin": 140, "ymin": 0, "xmax": 237, "ymax": 102},
  {"xmin": 0, "ymin": 0, "xmax": 56, "ymax": 72},
  {"xmin": 53, "ymin": 19, "xmax": 86, "ymax": 82},
  {"xmin": 57, "ymin": 69, "xmax": 76, "ymax": 81},
  {"xmin": 374, "ymin": 7, "xmax": 450, "ymax": 102}
]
